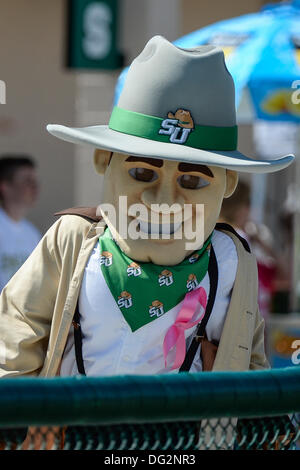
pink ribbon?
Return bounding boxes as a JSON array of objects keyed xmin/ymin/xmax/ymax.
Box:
[{"xmin": 163, "ymin": 287, "xmax": 207, "ymax": 370}]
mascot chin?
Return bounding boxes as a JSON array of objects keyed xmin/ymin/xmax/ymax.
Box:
[{"xmin": 0, "ymin": 36, "xmax": 294, "ymax": 380}]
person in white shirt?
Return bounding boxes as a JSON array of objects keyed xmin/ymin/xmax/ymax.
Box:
[{"xmin": 0, "ymin": 156, "xmax": 41, "ymax": 291}]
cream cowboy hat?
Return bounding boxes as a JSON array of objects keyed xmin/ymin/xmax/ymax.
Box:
[{"xmin": 47, "ymin": 35, "xmax": 294, "ymax": 173}]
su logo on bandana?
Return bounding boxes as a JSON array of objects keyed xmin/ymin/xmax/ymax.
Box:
[
  {"xmin": 188, "ymin": 253, "xmax": 199, "ymax": 264},
  {"xmin": 158, "ymin": 269, "xmax": 174, "ymax": 287},
  {"xmin": 186, "ymin": 274, "xmax": 199, "ymax": 292},
  {"xmin": 127, "ymin": 262, "xmax": 142, "ymax": 277},
  {"xmin": 118, "ymin": 291, "xmax": 133, "ymax": 309},
  {"xmin": 149, "ymin": 300, "xmax": 165, "ymax": 318},
  {"xmin": 100, "ymin": 251, "xmax": 113, "ymax": 267},
  {"xmin": 158, "ymin": 109, "xmax": 194, "ymax": 144},
  {"xmin": 189, "ymin": 243, "xmax": 210, "ymax": 264}
]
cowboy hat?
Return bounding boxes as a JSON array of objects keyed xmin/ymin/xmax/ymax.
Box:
[{"xmin": 47, "ymin": 35, "xmax": 294, "ymax": 173}]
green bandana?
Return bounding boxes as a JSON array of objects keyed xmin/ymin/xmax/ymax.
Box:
[{"xmin": 99, "ymin": 228, "xmax": 212, "ymax": 332}]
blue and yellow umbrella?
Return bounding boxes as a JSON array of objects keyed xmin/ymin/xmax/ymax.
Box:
[{"xmin": 115, "ymin": 0, "xmax": 300, "ymax": 123}]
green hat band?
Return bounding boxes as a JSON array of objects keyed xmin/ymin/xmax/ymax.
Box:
[{"xmin": 109, "ymin": 106, "xmax": 238, "ymax": 151}]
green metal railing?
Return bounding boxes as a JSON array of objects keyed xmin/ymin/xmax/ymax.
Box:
[{"xmin": 0, "ymin": 367, "xmax": 299, "ymax": 450}]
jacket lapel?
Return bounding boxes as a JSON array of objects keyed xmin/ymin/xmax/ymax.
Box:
[{"xmin": 212, "ymin": 230, "xmax": 258, "ymax": 371}]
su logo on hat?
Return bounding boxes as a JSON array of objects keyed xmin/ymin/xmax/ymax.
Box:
[{"xmin": 159, "ymin": 109, "xmax": 194, "ymax": 144}]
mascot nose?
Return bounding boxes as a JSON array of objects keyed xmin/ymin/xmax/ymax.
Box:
[{"xmin": 141, "ymin": 186, "xmax": 184, "ymax": 214}]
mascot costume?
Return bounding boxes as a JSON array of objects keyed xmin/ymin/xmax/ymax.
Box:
[{"xmin": 0, "ymin": 36, "xmax": 294, "ymax": 379}]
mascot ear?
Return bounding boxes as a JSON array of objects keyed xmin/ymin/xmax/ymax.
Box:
[
  {"xmin": 94, "ymin": 149, "xmax": 113, "ymax": 175},
  {"xmin": 224, "ymin": 170, "xmax": 238, "ymax": 198}
]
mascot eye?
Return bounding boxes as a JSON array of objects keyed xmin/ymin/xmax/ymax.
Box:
[
  {"xmin": 177, "ymin": 174, "xmax": 210, "ymax": 189},
  {"xmin": 128, "ymin": 167, "xmax": 158, "ymax": 183}
]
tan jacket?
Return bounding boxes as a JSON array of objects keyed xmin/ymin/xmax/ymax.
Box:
[{"xmin": 0, "ymin": 213, "xmax": 269, "ymax": 378}]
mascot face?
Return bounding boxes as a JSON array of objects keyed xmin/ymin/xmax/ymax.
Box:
[{"xmin": 94, "ymin": 150, "xmax": 238, "ymax": 265}]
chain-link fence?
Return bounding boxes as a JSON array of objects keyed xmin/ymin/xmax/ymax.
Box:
[{"xmin": 0, "ymin": 367, "xmax": 299, "ymax": 450}]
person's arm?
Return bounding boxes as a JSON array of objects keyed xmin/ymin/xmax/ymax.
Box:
[{"xmin": 0, "ymin": 218, "xmax": 63, "ymax": 377}]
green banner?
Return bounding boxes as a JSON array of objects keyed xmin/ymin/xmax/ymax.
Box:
[{"xmin": 67, "ymin": 0, "xmax": 122, "ymax": 69}]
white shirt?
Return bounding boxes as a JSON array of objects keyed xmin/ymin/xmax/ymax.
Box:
[
  {"xmin": 60, "ymin": 230, "xmax": 238, "ymax": 377},
  {"xmin": 0, "ymin": 208, "xmax": 41, "ymax": 291}
]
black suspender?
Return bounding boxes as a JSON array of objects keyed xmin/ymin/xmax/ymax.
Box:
[
  {"xmin": 178, "ymin": 222, "xmax": 251, "ymax": 373},
  {"xmin": 179, "ymin": 221, "xmax": 253, "ymax": 372},
  {"xmin": 72, "ymin": 304, "xmax": 86, "ymax": 376},
  {"xmin": 179, "ymin": 245, "xmax": 218, "ymax": 372}
]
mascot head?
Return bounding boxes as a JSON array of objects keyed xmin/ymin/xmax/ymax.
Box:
[{"xmin": 47, "ymin": 36, "xmax": 294, "ymax": 265}]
